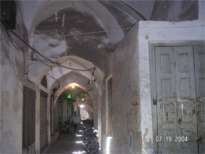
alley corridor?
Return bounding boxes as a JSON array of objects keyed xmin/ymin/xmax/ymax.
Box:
[{"xmin": 0, "ymin": 0, "xmax": 205, "ymax": 154}]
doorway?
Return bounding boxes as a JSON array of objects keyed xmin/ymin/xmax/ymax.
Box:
[
  {"xmin": 40, "ymin": 90, "xmax": 48, "ymax": 151},
  {"xmin": 151, "ymin": 44, "xmax": 205, "ymax": 154},
  {"xmin": 23, "ymin": 86, "xmax": 36, "ymax": 151}
]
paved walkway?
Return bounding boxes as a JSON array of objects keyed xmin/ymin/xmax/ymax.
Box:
[{"xmin": 45, "ymin": 133, "xmax": 86, "ymax": 154}]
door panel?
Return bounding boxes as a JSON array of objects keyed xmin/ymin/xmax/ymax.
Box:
[
  {"xmin": 154, "ymin": 46, "xmax": 198, "ymax": 154},
  {"xmin": 155, "ymin": 47, "xmax": 178, "ymax": 154},
  {"xmin": 194, "ymin": 45, "xmax": 205, "ymax": 154},
  {"xmin": 175, "ymin": 47, "xmax": 197, "ymax": 154}
]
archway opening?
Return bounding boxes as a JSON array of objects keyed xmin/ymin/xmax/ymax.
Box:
[{"xmin": 56, "ymin": 82, "xmax": 94, "ymax": 134}]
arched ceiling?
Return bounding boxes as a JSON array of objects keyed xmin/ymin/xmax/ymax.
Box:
[
  {"xmin": 34, "ymin": 8, "xmax": 112, "ymax": 71},
  {"xmin": 55, "ymin": 77, "xmax": 95, "ymax": 118},
  {"xmin": 22, "ymin": 0, "xmax": 198, "ymax": 86},
  {"xmin": 46, "ymin": 56, "xmax": 104, "ymax": 90},
  {"xmin": 21, "ymin": 0, "xmax": 124, "ymax": 43},
  {"xmin": 28, "ymin": 55, "xmax": 104, "ymax": 86},
  {"xmin": 52, "ymin": 71, "xmax": 94, "ymax": 99},
  {"xmin": 52, "ymin": 71, "xmax": 99, "ymax": 114},
  {"xmin": 21, "ymin": 0, "xmax": 140, "ymax": 75}
]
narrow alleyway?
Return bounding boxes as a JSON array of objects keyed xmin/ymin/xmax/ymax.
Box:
[{"xmin": 0, "ymin": 1, "xmax": 204, "ymax": 154}]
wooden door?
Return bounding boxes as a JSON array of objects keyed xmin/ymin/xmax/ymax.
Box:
[
  {"xmin": 194, "ymin": 45, "xmax": 205, "ymax": 154},
  {"xmin": 153, "ymin": 46, "xmax": 197, "ymax": 154},
  {"xmin": 174, "ymin": 46, "xmax": 197, "ymax": 153},
  {"xmin": 155, "ymin": 46, "xmax": 178, "ymax": 154}
]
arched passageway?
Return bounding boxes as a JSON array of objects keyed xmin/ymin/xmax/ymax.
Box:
[
  {"xmin": 0, "ymin": 1, "xmax": 204, "ymax": 154},
  {"xmin": 45, "ymin": 82, "xmax": 96, "ymax": 154}
]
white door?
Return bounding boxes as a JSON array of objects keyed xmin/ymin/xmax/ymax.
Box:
[
  {"xmin": 194, "ymin": 45, "xmax": 205, "ymax": 154},
  {"xmin": 154, "ymin": 46, "xmax": 198, "ymax": 154},
  {"xmin": 175, "ymin": 46, "xmax": 197, "ymax": 154}
]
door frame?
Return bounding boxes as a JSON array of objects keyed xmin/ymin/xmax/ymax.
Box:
[{"xmin": 149, "ymin": 41, "xmax": 205, "ymax": 154}]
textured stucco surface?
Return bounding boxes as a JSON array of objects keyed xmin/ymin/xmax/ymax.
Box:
[
  {"xmin": 0, "ymin": 35, "xmax": 22, "ymax": 153},
  {"xmin": 109, "ymin": 25, "xmax": 141, "ymax": 154}
]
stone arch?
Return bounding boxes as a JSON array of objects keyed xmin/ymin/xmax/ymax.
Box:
[
  {"xmin": 28, "ymin": 55, "xmax": 104, "ymax": 86},
  {"xmin": 22, "ymin": 0, "xmax": 124, "ymax": 43}
]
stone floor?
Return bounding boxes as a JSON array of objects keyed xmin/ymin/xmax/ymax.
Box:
[{"xmin": 44, "ymin": 133, "xmax": 86, "ymax": 154}]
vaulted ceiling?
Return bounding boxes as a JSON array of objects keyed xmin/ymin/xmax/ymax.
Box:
[
  {"xmin": 35, "ymin": 8, "xmax": 111, "ymax": 72},
  {"xmin": 25, "ymin": 0, "xmax": 198, "ymax": 82}
]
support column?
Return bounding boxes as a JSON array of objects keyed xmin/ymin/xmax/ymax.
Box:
[
  {"xmin": 35, "ymin": 86, "xmax": 40, "ymax": 154},
  {"xmin": 101, "ymin": 79, "xmax": 107, "ymax": 154},
  {"xmin": 97, "ymin": 80, "xmax": 104, "ymax": 149},
  {"xmin": 47, "ymin": 93, "xmax": 51, "ymax": 144},
  {"xmin": 0, "ymin": 29, "xmax": 24, "ymax": 154}
]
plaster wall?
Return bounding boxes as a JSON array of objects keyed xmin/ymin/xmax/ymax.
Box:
[
  {"xmin": 109, "ymin": 25, "xmax": 141, "ymax": 154},
  {"xmin": 0, "ymin": 9, "xmax": 46, "ymax": 153},
  {"xmin": 0, "ymin": 29, "xmax": 24, "ymax": 153},
  {"xmin": 138, "ymin": 20, "xmax": 205, "ymax": 154}
]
